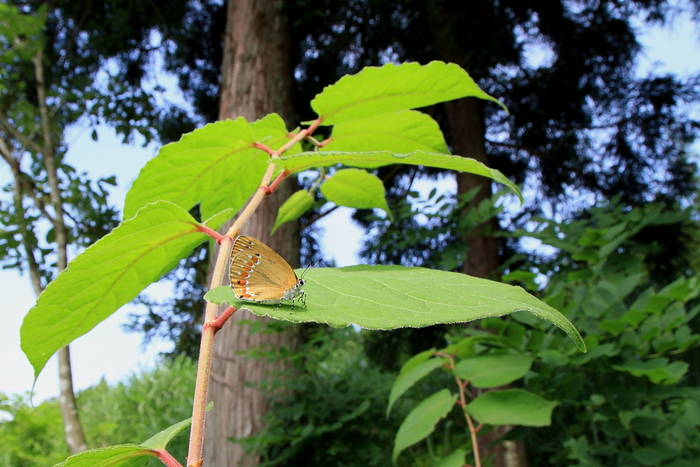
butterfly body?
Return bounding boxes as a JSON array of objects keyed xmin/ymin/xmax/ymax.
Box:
[{"xmin": 229, "ymin": 235, "xmax": 306, "ymax": 308}]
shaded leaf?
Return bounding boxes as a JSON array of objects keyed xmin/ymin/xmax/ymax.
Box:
[
  {"xmin": 271, "ymin": 190, "xmax": 314, "ymax": 235},
  {"xmin": 392, "ymin": 389, "xmax": 457, "ymax": 464},
  {"xmin": 453, "ymin": 354, "xmax": 534, "ymax": 388},
  {"xmin": 387, "ymin": 357, "xmax": 445, "ymax": 417},
  {"xmin": 321, "ymin": 169, "xmax": 392, "ymax": 219},
  {"xmin": 466, "ymin": 389, "xmax": 558, "ymax": 426},
  {"xmin": 435, "ymin": 449, "xmax": 468, "ymax": 467}
]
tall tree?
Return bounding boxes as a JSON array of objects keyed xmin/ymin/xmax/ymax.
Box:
[
  {"xmin": 1, "ymin": 0, "xmax": 190, "ymax": 453},
  {"xmin": 202, "ymin": 0, "xmax": 301, "ymax": 465},
  {"xmin": 1, "ymin": 5, "xmax": 95, "ymax": 453}
]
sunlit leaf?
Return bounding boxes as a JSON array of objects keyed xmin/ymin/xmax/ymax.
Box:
[
  {"xmin": 311, "ymin": 61, "xmax": 506, "ymax": 125},
  {"xmin": 205, "ymin": 266, "xmax": 586, "ymax": 352}
]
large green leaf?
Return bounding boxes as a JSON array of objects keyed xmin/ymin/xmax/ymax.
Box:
[
  {"xmin": 123, "ymin": 118, "xmax": 264, "ymax": 220},
  {"xmin": 311, "ymin": 61, "xmax": 506, "ymax": 125},
  {"xmin": 204, "ymin": 266, "xmax": 586, "ymax": 352},
  {"xmin": 272, "ymin": 150, "xmax": 522, "ymax": 203},
  {"xmin": 392, "ymin": 389, "xmax": 457, "ymax": 464},
  {"xmin": 323, "ymin": 110, "xmax": 449, "ymax": 154},
  {"xmin": 466, "ymin": 389, "xmax": 558, "ymax": 426},
  {"xmin": 201, "ymin": 114, "xmax": 303, "ymax": 220},
  {"xmin": 453, "ymin": 354, "xmax": 534, "ymax": 388},
  {"xmin": 21, "ymin": 201, "xmax": 212, "ymax": 378},
  {"xmin": 320, "ymin": 169, "xmax": 392, "ymax": 218}
]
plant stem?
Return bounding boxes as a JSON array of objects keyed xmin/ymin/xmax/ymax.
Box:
[
  {"xmin": 456, "ymin": 376, "xmax": 481, "ymax": 467},
  {"xmin": 187, "ymin": 117, "xmax": 322, "ymax": 465},
  {"xmin": 187, "ymin": 235, "xmax": 233, "ymax": 466},
  {"xmin": 155, "ymin": 448, "xmax": 185, "ymax": 467}
]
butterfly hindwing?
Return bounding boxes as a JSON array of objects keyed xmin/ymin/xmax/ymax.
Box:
[{"xmin": 229, "ymin": 235, "xmax": 304, "ymax": 305}]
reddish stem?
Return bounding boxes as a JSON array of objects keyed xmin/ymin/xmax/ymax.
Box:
[
  {"xmin": 253, "ymin": 141, "xmax": 275, "ymax": 155},
  {"xmin": 267, "ymin": 170, "xmax": 291, "ymax": 193},
  {"xmin": 204, "ymin": 306, "xmax": 238, "ymax": 333},
  {"xmin": 197, "ymin": 224, "xmax": 224, "ymax": 242},
  {"xmin": 153, "ymin": 449, "xmax": 184, "ymax": 467}
]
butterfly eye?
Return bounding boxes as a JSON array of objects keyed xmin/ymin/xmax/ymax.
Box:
[{"xmin": 298, "ymin": 279, "xmax": 306, "ymax": 286}]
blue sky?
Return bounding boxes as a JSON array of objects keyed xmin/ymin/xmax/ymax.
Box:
[{"xmin": 2, "ymin": 13, "xmax": 699, "ymax": 404}]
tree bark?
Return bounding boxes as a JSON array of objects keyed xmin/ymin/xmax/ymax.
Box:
[
  {"xmin": 204, "ymin": 1, "xmax": 299, "ymax": 465},
  {"xmin": 446, "ymin": 97, "xmax": 500, "ymax": 279}
]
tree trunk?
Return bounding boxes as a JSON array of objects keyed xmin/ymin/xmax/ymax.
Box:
[
  {"xmin": 204, "ymin": 1, "xmax": 299, "ymax": 466},
  {"xmin": 446, "ymin": 97, "xmax": 500, "ymax": 279},
  {"xmin": 34, "ymin": 48, "xmax": 88, "ymax": 455},
  {"xmin": 58, "ymin": 346, "xmax": 88, "ymax": 453}
]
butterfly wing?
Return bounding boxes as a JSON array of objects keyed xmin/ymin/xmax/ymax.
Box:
[{"xmin": 230, "ymin": 235, "xmax": 300, "ymax": 303}]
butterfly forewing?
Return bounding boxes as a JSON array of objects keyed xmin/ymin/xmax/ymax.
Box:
[{"xmin": 230, "ymin": 235, "xmax": 302, "ymax": 304}]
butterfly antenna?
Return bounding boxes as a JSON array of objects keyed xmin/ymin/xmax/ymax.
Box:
[{"xmin": 300, "ymin": 260, "xmax": 321, "ymax": 280}]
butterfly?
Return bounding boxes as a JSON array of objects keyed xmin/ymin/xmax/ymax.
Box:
[{"xmin": 229, "ymin": 235, "xmax": 307, "ymax": 309}]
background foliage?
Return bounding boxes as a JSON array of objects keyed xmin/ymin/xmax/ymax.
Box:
[{"xmin": 0, "ymin": 357, "xmax": 195, "ymax": 467}]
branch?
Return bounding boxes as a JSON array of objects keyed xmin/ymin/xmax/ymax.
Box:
[
  {"xmin": 33, "ymin": 48, "xmax": 69, "ymax": 270},
  {"xmin": 0, "ymin": 111, "xmax": 45, "ymax": 154},
  {"xmin": 0, "ymin": 138, "xmax": 56, "ymax": 223},
  {"xmin": 10, "ymin": 165, "xmax": 45, "ymax": 296},
  {"xmin": 299, "ymin": 205, "xmax": 339, "ymax": 231}
]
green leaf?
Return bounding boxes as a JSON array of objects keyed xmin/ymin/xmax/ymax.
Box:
[
  {"xmin": 271, "ymin": 190, "xmax": 314, "ymax": 235},
  {"xmin": 323, "ymin": 110, "xmax": 449, "ymax": 154},
  {"xmin": 21, "ymin": 201, "xmax": 208, "ymax": 378},
  {"xmin": 392, "ymin": 389, "xmax": 457, "ymax": 464},
  {"xmin": 399, "ymin": 348, "xmax": 437, "ymax": 375},
  {"xmin": 202, "ymin": 208, "xmax": 235, "ymax": 230},
  {"xmin": 453, "ymin": 354, "xmax": 534, "ymax": 388},
  {"xmin": 141, "ymin": 416, "xmax": 193, "ymax": 450},
  {"xmin": 123, "ymin": 118, "xmax": 264, "ymax": 220},
  {"xmin": 204, "ymin": 286, "xmax": 232, "ymax": 305},
  {"xmin": 312, "ymin": 61, "xmax": 506, "ymax": 125},
  {"xmin": 435, "ymin": 449, "xmax": 468, "ymax": 467},
  {"xmin": 613, "ymin": 358, "xmax": 689, "ymax": 384},
  {"xmin": 53, "ymin": 445, "xmax": 156, "ymax": 467},
  {"xmin": 206, "ymin": 266, "xmax": 586, "ymax": 352},
  {"xmin": 631, "ymin": 440, "xmax": 680, "ymax": 466},
  {"xmin": 272, "ymin": 150, "xmax": 522, "ymax": 203},
  {"xmin": 321, "ymin": 169, "xmax": 392, "ymax": 219},
  {"xmin": 466, "ymin": 389, "xmax": 558, "ymax": 426},
  {"xmin": 387, "ymin": 357, "xmax": 446, "ymax": 417}
]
